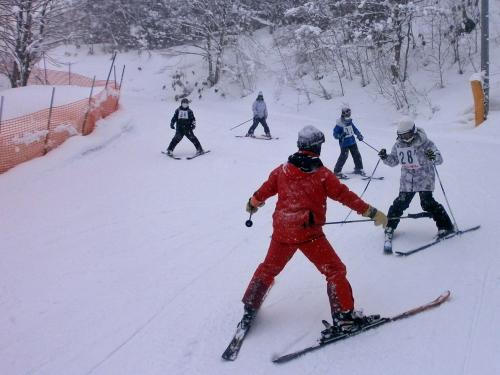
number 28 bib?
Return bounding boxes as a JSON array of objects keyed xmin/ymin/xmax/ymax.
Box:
[{"xmin": 396, "ymin": 146, "xmax": 421, "ymax": 170}]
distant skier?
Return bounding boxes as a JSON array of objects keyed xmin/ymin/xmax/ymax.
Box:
[
  {"xmin": 333, "ymin": 107, "xmax": 365, "ymax": 179},
  {"xmin": 378, "ymin": 117, "xmax": 454, "ymax": 253},
  {"xmin": 166, "ymin": 98, "xmax": 204, "ymax": 156},
  {"xmin": 245, "ymin": 91, "xmax": 271, "ymax": 138},
  {"xmin": 240, "ymin": 125, "xmax": 387, "ymax": 337}
]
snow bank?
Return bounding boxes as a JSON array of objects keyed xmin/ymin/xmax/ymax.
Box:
[{"xmin": 0, "ymin": 85, "xmax": 91, "ymax": 120}]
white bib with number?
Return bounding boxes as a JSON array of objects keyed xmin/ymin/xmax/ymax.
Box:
[
  {"xmin": 343, "ymin": 125, "xmax": 355, "ymax": 137},
  {"xmin": 396, "ymin": 146, "xmax": 421, "ymax": 170},
  {"xmin": 178, "ymin": 110, "xmax": 189, "ymax": 119}
]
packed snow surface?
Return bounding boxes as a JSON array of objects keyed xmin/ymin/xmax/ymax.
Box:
[{"xmin": 1, "ymin": 31, "xmax": 500, "ymax": 375}]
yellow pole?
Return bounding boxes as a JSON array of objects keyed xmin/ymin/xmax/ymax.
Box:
[{"xmin": 471, "ymin": 80, "xmax": 485, "ymax": 127}]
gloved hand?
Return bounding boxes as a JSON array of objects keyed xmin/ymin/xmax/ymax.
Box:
[
  {"xmin": 378, "ymin": 148, "xmax": 387, "ymax": 160},
  {"xmin": 192, "ymin": 121, "xmax": 196, "ymax": 129},
  {"xmin": 246, "ymin": 197, "xmax": 264, "ymax": 214},
  {"xmin": 362, "ymin": 206, "xmax": 388, "ymax": 228},
  {"xmin": 358, "ymin": 135, "xmax": 364, "ymax": 142},
  {"xmin": 425, "ymin": 149, "xmax": 436, "ymax": 161},
  {"xmin": 170, "ymin": 123, "xmax": 175, "ymax": 130}
]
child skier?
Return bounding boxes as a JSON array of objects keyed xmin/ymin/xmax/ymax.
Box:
[
  {"xmin": 378, "ymin": 117, "xmax": 454, "ymax": 253},
  {"xmin": 245, "ymin": 91, "xmax": 271, "ymax": 138},
  {"xmin": 166, "ymin": 98, "xmax": 204, "ymax": 156},
  {"xmin": 333, "ymin": 107, "xmax": 365, "ymax": 179},
  {"xmin": 241, "ymin": 125, "xmax": 387, "ymax": 337}
]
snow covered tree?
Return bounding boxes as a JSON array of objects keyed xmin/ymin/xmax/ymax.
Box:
[
  {"xmin": 0, "ymin": 0, "xmax": 70, "ymax": 87},
  {"xmin": 171, "ymin": 0, "xmax": 254, "ymax": 86}
]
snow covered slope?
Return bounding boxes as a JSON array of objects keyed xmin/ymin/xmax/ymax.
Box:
[{"xmin": 1, "ymin": 25, "xmax": 500, "ymax": 375}]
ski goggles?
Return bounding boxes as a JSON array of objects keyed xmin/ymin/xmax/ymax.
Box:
[{"xmin": 398, "ymin": 131, "xmax": 415, "ymax": 142}]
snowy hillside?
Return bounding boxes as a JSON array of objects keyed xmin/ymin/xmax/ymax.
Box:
[{"xmin": 2, "ymin": 18, "xmax": 500, "ymax": 375}]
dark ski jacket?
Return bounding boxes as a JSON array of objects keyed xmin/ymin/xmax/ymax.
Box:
[{"xmin": 171, "ymin": 107, "xmax": 196, "ymax": 129}]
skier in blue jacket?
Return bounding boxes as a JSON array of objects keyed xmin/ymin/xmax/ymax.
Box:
[{"xmin": 333, "ymin": 107, "xmax": 365, "ymax": 179}]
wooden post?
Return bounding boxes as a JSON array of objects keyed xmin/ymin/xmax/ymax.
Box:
[
  {"xmin": 471, "ymin": 79, "xmax": 485, "ymax": 126},
  {"xmin": 105, "ymin": 52, "xmax": 117, "ymax": 89},
  {"xmin": 68, "ymin": 63, "xmax": 72, "ymax": 85},
  {"xmin": 113, "ymin": 65, "xmax": 117, "ymax": 89},
  {"xmin": 44, "ymin": 87, "xmax": 56, "ymax": 155},
  {"xmin": 82, "ymin": 76, "xmax": 96, "ymax": 135},
  {"xmin": 119, "ymin": 65, "xmax": 126, "ymax": 89},
  {"xmin": 115, "ymin": 65, "xmax": 126, "ymax": 110}
]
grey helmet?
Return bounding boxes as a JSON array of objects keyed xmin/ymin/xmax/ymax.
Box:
[
  {"xmin": 297, "ymin": 125, "xmax": 325, "ymax": 154},
  {"xmin": 341, "ymin": 106, "xmax": 351, "ymax": 118}
]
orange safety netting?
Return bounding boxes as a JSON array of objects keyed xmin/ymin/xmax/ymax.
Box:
[{"xmin": 0, "ymin": 68, "xmax": 121, "ymax": 174}]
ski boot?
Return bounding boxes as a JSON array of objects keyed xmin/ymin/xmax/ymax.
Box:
[
  {"xmin": 239, "ymin": 304, "xmax": 257, "ymax": 330},
  {"xmin": 166, "ymin": 149, "xmax": 174, "ymax": 156},
  {"xmin": 264, "ymin": 132, "xmax": 272, "ymax": 139},
  {"xmin": 437, "ymin": 227, "xmax": 455, "ymax": 239},
  {"xmin": 195, "ymin": 148, "xmax": 205, "ymax": 156},
  {"xmin": 245, "ymin": 132, "xmax": 255, "ymax": 138},
  {"xmin": 321, "ymin": 310, "xmax": 381, "ymax": 340},
  {"xmin": 353, "ymin": 169, "xmax": 367, "ymax": 177},
  {"xmin": 335, "ymin": 172, "xmax": 349, "ymax": 180},
  {"xmin": 383, "ymin": 228, "xmax": 394, "ymax": 254}
]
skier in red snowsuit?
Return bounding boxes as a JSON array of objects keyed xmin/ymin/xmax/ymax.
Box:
[{"xmin": 241, "ymin": 126, "xmax": 388, "ymax": 334}]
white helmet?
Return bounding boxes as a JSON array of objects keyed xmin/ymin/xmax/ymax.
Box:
[
  {"xmin": 397, "ymin": 117, "xmax": 416, "ymax": 143},
  {"xmin": 397, "ymin": 117, "xmax": 415, "ymax": 135}
]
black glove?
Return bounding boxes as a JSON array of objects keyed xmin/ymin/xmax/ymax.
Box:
[
  {"xmin": 358, "ymin": 135, "xmax": 364, "ymax": 142},
  {"xmin": 425, "ymin": 149, "xmax": 436, "ymax": 161},
  {"xmin": 170, "ymin": 123, "xmax": 175, "ymax": 130},
  {"xmin": 378, "ymin": 148, "xmax": 388, "ymax": 160},
  {"xmin": 191, "ymin": 121, "xmax": 196, "ymax": 129}
]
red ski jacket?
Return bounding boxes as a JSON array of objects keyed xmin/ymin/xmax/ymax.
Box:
[{"xmin": 253, "ymin": 161, "xmax": 369, "ymax": 244}]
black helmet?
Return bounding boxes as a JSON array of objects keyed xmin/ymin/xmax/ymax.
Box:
[
  {"xmin": 297, "ymin": 125, "xmax": 325, "ymax": 154},
  {"xmin": 181, "ymin": 98, "xmax": 189, "ymax": 104},
  {"xmin": 341, "ymin": 107, "xmax": 351, "ymax": 118}
]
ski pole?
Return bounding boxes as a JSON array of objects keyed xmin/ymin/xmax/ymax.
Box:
[
  {"xmin": 342, "ymin": 158, "xmax": 381, "ymax": 224},
  {"xmin": 433, "ymin": 163, "xmax": 459, "ymax": 231},
  {"xmin": 361, "ymin": 140, "xmax": 380, "ymax": 153},
  {"xmin": 245, "ymin": 212, "xmax": 253, "ymax": 227},
  {"xmin": 324, "ymin": 212, "xmax": 432, "ymax": 226},
  {"xmin": 230, "ymin": 118, "xmax": 253, "ymax": 131}
]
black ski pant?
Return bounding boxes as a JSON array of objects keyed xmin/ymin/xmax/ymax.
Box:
[
  {"xmin": 387, "ymin": 191, "xmax": 453, "ymax": 231},
  {"xmin": 168, "ymin": 124, "xmax": 203, "ymax": 152},
  {"xmin": 247, "ymin": 117, "xmax": 270, "ymax": 135},
  {"xmin": 334, "ymin": 144, "xmax": 363, "ymax": 173}
]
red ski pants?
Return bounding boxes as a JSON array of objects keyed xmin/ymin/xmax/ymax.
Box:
[{"xmin": 242, "ymin": 236, "xmax": 354, "ymax": 314}]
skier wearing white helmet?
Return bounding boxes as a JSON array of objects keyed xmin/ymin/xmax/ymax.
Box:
[{"xmin": 378, "ymin": 117, "xmax": 454, "ymax": 253}]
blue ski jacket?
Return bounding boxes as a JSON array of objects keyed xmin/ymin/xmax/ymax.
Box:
[{"xmin": 333, "ymin": 117, "xmax": 363, "ymax": 148}]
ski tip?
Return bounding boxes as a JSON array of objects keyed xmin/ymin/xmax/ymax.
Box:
[{"xmin": 441, "ymin": 290, "xmax": 451, "ymax": 300}]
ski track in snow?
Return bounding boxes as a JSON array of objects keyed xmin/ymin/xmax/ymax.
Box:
[
  {"xmin": 84, "ymin": 237, "xmax": 245, "ymax": 374},
  {"xmin": 2, "ymin": 41, "xmax": 500, "ymax": 374},
  {"xmin": 459, "ymin": 264, "xmax": 491, "ymax": 375}
]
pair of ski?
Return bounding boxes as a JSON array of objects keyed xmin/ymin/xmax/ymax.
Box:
[
  {"xmin": 161, "ymin": 150, "xmax": 211, "ymax": 160},
  {"xmin": 386, "ymin": 225, "xmax": 481, "ymax": 256},
  {"xmin": 337, "ymin": 172, "xmax": 384, "ymax": 181},
  {"xmin": 235, "ymin": 135, "xmax": 279, "ymax": 140},
  {"xmin": 222, "ymin": 290, "xmax": 451, "ymax": 363}
]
